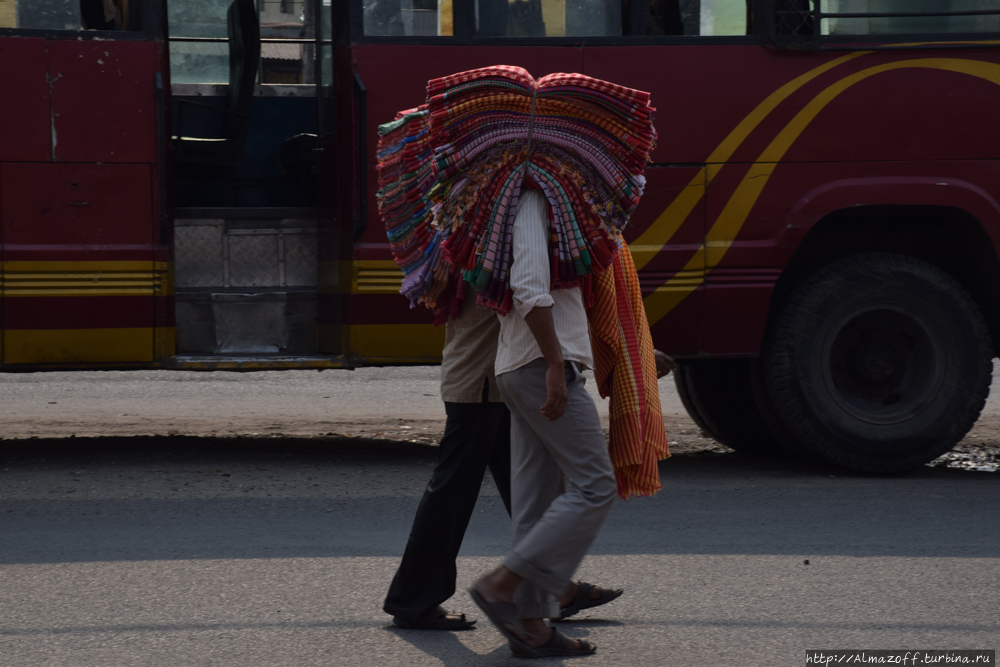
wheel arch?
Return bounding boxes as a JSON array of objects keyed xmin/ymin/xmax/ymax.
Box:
[{"xmin": 766, "ymin": 179, "xmax": 1000, "ymax": 356}]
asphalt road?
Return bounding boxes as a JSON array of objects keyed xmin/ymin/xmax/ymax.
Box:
[
  {"xmin": 1, "ymin": 368, "xmax": 999, "ymax": 665},
  {"xmin": 1, "ymin": 434, "xmax": 998, "ymax": 666}
]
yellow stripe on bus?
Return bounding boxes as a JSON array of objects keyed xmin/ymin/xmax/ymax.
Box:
[
  {"xmin": 630, "ymin": 51, "xmax": 869, "ymax": 271},
  {"xmin": 704, "ymin": 58, "xmax": 1000, "ymax": 272},
  {"xmin": 643, "ymin": 56, "xmax": 1000, "ymax": 326},
  {"xmin": 3, "ymin": 328, "xmax": 154, "ymax": 364},
  {"xmin": 1, "ymin": 261, "xmax": 171, "ymax": 297},
  {"xmin": 348, "ymin": 323, "xmax": 444, "ymax": 362}
]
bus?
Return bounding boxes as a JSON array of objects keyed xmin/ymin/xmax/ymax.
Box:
[{"xmin": 2, "ymin": 0, "xmax": 1000, "ymax": 472}]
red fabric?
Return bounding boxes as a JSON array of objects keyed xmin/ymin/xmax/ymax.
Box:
[{"xmin": 588, "ymin": 244, "xmax": 670, "ymax": 499}]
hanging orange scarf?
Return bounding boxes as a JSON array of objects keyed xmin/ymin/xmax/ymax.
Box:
[{"xmin": 588, "ymin": 244, "xmax": 670, "ymax": 499}]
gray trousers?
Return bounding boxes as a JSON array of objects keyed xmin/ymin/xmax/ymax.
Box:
[{"xmin": 496, "ymin": 358, "xmax": 617, "ymax": 619}]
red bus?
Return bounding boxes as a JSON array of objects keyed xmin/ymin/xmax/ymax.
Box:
[{"xmin": 3, "ymin": 0, "xmax": 1000, "ymax": 472}]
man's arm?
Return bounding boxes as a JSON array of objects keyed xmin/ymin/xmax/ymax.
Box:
[
  {"xmin": 509, "ymin": 190, "xmax": 565, "ymax": 420},
  {"xmin": 655, "ymin": 350, "xmax": 676, "ymax": 378},
  {"xmin": 524, "ymin": 306, "xmax": 567, "ymax": 421}
]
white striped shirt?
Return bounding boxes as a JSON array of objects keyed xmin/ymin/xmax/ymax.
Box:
[{"xmin": 494, "ymin": 189, "xmax": 593, "ymax": 376}]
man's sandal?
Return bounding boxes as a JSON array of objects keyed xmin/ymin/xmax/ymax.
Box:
[
  {"xmin": 392, "ymin": 607, "xmax": 477, "ymax": 630},
  {"xmin": 510, "ymin": 627, "xmax": 597, "ymax": 659},
  {"xmin": 468, "ymin": 587, "xmax": 535, "ymax": 654},
  {"xmin": 556, "ymin": 582, "xmax": 624, "ymax": 620}
]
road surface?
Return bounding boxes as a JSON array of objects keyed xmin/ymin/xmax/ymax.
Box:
[
  {"xmin": 0, "ymin": 436, "xmax": 998, "ymax": 666},
  {"xmin": 1, "ymin": 366, "xmax": 999, "ymax": 665}
]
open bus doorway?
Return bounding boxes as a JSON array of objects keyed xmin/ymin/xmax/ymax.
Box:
[{"xmin": 167, "ymin": 0, "xmax": 339, "ymax": 363}]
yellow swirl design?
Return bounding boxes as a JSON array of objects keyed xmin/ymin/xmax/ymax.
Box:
[{"xmin": 642, "ymin": 55, "xmax": 1000, "ymax": 326}]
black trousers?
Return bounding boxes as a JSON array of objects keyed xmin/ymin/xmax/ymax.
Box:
[{"xmin": 383, "ymin": 401, "xmax": 512, "ymax": 623}]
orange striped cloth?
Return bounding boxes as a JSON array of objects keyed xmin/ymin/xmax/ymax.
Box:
[{"xmin": 588, "ymin": 243, "xmax": 670, "ymax": 499}]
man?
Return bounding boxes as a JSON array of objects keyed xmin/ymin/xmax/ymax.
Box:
[
  {"xmin": 383, "ymin": 284, "xmax": 624, "ymax": 630},
  {"xmin": 383, "ymin": 285, "xmax": 513, "ymax": 630},
  {"xmin": 469, "ymin": 188, "xmax": 622, "ymax": 658}
]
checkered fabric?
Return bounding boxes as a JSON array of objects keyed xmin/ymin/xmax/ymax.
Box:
[
  {"xmin": 375, "ymin": 65, "xmax": 656, "ymax": 319},
  {"xmin": 589, "ymin": 243, "xmax": 670, "ymax": 499}
]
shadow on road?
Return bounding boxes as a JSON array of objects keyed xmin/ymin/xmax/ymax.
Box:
[{"xmin": 2, "ymin": 436, "xmax": 998, "ymax": 567}]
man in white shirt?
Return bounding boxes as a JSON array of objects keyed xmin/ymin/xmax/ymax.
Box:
[
  {"xmin": 470, "ymin": 188, "xmax": 618, "ymax": 658},
  {"xmin": 383, "ymin": 284, "xmax": 625, "ymax": 631}
]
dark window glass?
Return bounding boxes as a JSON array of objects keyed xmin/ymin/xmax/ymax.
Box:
[{"xmin": 823, "ymin": 0, "xmax": 1000, "ymax": 35}]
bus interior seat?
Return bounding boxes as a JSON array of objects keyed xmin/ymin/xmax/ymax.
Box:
[{"xmin": 173, "ymin": 0, "xmax": 261, "ymax": 174}]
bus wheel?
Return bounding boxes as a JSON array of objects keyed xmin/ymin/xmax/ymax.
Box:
[
  {"xmin": 762, "ymin": 253, "xmax": 993, "ymax": 472},
  {"xmin": 674, "ymin": 359, "xmax": 788, "ymax": 456}
]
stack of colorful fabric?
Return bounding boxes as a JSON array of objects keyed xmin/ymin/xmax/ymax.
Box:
[{"xmin": 376, "ymin": 65, "xmax": 656, "ymax": 316}]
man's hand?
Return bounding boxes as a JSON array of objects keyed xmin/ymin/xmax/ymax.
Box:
[
  {"xmin": 523, "ymin": 306, "xmax": 568, "ymax": 421},
  {"xmin": 541, "ymin": 362, "xmax": 569, "ymax": 421},
  {"xmin": 655, "ymin": 350, "xmax": 676, "ymax": 378}
]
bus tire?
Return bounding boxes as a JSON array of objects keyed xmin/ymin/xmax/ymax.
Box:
[
  {"xmin": 674, "ymin": 359, "xmax": 787, "ymax": 456},
  {"xmin": 762, "ymin": 253, "xmax": 993, "ymax": 472}
]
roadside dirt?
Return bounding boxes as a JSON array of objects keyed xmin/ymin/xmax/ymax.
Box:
[
  {"xmin": 1, "ymin": 368, "xmax": 997, "ymax": 473},
  {"xmin": 2, "ymin": 412, "xmax": 997, "ymax": 475}
]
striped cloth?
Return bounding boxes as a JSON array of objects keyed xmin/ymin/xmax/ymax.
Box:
[
  {"xmin": 588, "ymin": 242, "xmax": 670, "ymax": 499},
  {"xmin": 376, "ymin": 65, "xmax": 656, "ymax": 317}
]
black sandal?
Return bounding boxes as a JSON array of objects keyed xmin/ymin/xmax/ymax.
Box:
[
  {"xmin": 392, "ymin": 607, "xmax": 477, "ymax": 630},
  {"xmin": 556, "ymin": 582, "xmax": 624, "ymax": 620},
  {"xmin": 510, "ymin": 627, "xmax": 597, "ymax": 658},
  {"xmin": 468, "ymin": 587, "xmax": 534, "ymax": 653}
]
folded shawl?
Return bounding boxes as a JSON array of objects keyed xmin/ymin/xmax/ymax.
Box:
[{"xmin": 588, "ymin": 243, "xmax": 671, "ymax": 499}]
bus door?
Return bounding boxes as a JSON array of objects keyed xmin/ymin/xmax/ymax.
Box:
[
  {"xmin": 0, "ymin": 0, "xmax": 169, "ymax": 366},
  {"xmin": 167, "ymin": 0, "xmax": 330, "ymax": 364}
]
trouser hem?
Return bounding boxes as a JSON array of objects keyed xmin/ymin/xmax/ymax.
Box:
[{"xmin": 504, "ymin": 551, "xmax": 566, "ymax": 598}]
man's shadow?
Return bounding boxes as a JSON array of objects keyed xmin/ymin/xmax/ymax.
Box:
[
  {"xmin": 387, "ymin": 620, "xmax": 616, "ymax": 664},
  {"xmin": 385, "ymin": 625, "xmax": 507, "ymax": 665}
]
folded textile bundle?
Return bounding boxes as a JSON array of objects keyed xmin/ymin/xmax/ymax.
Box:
[{"xmin": 376, "ymin": 65, "xmax": 657, "ymax": 317}]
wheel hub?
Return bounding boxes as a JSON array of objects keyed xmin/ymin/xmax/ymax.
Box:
[{"xmin": 824, "ymin": 303, "xmax": 945, "ymax": 425}]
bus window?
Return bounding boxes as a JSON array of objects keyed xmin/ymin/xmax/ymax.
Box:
[
  {"xmin": 80, "ymin": 0, "xmax": 135, "ymax": 29},
  {"xmin": 4, "ymin": 0, "xmax": 80, "ymax": 29},
  {"xmin": 473, "ymin": 0, "xmax": 749, "ymax": 37},
  {"xmin": 363, "ymin": 0, "xmax": 453, "ymax": 36},
  {"xmin": 170, "ymin": 0, "xmax": 319, "ymax": 84},
  {"xmin": 169, "ymin": 0, "xmax": 239, "ymax": 83},
  {"xmin": 0, "ymin": 0, "xmax": 138, "ymax": 30},
  {"xmin": 475, "ymin": 0, "xmax": 620, "ymax": 36},
  {"xmin": 823, "ymin": 0, "xmax": 1000, "ymax": 36},
  {"xmin": 651, "ymin": 0, "xmax": 749, "ymax": 36}
]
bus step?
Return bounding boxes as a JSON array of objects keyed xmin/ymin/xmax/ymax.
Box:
[{"xmin": 167, "ymin": 355, "xmax": 354, "ymax": 371}]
